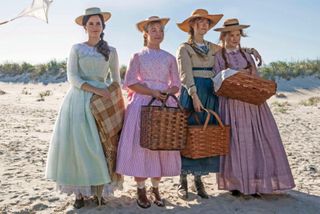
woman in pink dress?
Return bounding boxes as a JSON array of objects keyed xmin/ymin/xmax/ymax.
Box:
[
  {"xmin": 213, "ymin": 18, "xmax": 295, "ymax": 197},
  {"xmin": 116, "ymin": 16, "xmax": 181, "ymax": 208}
]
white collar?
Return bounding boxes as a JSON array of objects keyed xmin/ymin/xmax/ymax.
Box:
[
  {"xmin": 225, "ymin": 46, "xmax": 239, "ymax": 53},
  {"xmin": 195, "ymin": 42, "xmax": 205, "ymax": 47}
]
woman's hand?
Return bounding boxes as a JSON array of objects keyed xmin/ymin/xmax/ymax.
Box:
[
  {"xmin": 191, "ymin": 93, "xmax": 203, "ymax": 112},
  {"xmin": 161, "ymin": 86, "xmax": 179, "ymax": 95},
  {"xmin": 95, "ymin": 88, "xmax": 111, "ymax": 99},
  {"xmin": 152, "ymin": 90, "xmax": 167, "ymax": 101}
]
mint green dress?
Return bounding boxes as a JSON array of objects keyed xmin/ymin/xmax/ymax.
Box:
[{"xmin": 45, "ymin": 43, "xmax": 120, "ymax": 197}]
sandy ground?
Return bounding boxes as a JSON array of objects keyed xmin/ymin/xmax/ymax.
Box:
[{"xmin": 0, "ymin": 82, "xmax": 319, "ymax": 213}]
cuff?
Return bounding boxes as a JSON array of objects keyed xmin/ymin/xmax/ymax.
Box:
[{"xmin": 187, "ymin": 85, "xmax": 197, "ymax": 96}]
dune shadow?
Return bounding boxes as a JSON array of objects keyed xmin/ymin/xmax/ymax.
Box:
[{"xmin": 276, "ymin": 76, "xmax": 320, "ymax": 92}]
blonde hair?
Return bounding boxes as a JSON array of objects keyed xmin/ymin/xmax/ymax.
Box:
[
  {"xmin": 219, "ymin": 30, "xmax": 251, "ymax": 69},
  {"xmin": 142, "ymin": 21, "xmax": 164, "ymax": 46}
]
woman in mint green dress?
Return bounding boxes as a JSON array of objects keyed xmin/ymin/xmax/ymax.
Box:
[{"xmin": 45, "ymin": 8, "xmax": 120, "ymax": 209}]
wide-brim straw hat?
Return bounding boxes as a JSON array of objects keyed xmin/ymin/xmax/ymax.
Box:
[
  {"xmin": 136, "ymin": 16, "xmax": 170, "ymax": 32},
  {"xmin": 214, "ymin": 18, "xmax": 250, "ymax": 32},
  {"xmin": 75, "ymin": 7, "xmax": 111, "ymax": 26},
  {"xmin": 177, "ymin": 9, "xmax": 223, "ymax": 32}
]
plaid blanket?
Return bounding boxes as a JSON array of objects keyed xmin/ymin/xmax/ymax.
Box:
[{"xmin": 90, "ymin": 82, "xmax": 125, "ymax": 188}]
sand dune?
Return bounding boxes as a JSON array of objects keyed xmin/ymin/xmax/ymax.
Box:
[{"xmin": 0, "ymin": 82, "xmax": 319, "ymax": 213}]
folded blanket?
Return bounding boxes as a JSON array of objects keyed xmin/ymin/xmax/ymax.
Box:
[{"xmin": 90, "ymin": 82, "xmax": 125, "ymax": 189}]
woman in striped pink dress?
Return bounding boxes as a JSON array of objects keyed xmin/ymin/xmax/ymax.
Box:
[
  {"xmin": 116, "ymin": 16, "xmax": 181, "ymax": 208},
  {"xmin": 213, "ymin": 18, "xmax": 295, "ymax": 197}
]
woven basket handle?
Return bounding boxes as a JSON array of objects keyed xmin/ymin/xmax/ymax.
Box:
[
  {"xmin": 202, "ymin": 108, "xmax": 225, "ymax": 130},
  {"xmin": 147, "ymin": 94, "xmax": 184, "ymax": 111},
  {"xmin": 147, "ymin": 97, "xmax": 158, "ymax": 106},
  {"xmin": 167, "ymin": 94, "xmax": 184, "ymax": 111}
]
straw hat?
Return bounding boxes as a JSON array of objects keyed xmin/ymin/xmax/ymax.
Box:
[
  {"xmin": 75, "ymin": 7, "xmax": 111, "ymax": 26},
  {"xmin": 136, "ymin": 16, "xmax": 170, "ymax": 32},
  {"xmin": 177, "ymin": 9, "xmax": 223, "ymax": 32},
  {"xmin": 214, "ymin": 18, "xmax": 250, "ymax": 32}
]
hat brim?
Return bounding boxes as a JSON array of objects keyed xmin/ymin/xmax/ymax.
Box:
[
  {"xmin": 75, "ymin": 12, "xmax": 111, "ymax": 26},
  {"xmin": 214, "ymin": 25, "xmax": 250, "ymax": 32},
  {"xmin": 177, "ymin": 14, "xmax": 223, "ymax": 33},
  {"xmin": 136, "ymin": 18, "xmax": 170, "ymax": 32}
]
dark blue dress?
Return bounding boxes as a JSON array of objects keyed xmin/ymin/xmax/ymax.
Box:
[{"xmin": 179, "ymin": 73, "xmax": 220, "ymax": 175}]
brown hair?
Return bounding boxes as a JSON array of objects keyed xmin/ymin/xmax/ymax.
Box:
[
  {"xmin": 188, "ymin": 18, "xmax": 212, "ymax": 43},
  {"xmin": 83, "ymin": 14, "xmax": 110, "ymax": 61},
  {"xmin": 219, "ymin": 30, "xmax": 252, "ymax": 69}
]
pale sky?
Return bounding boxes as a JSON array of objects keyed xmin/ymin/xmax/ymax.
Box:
[{"xmin": 0, "ymin": 0, "xmax": 319, "ymax": 66}]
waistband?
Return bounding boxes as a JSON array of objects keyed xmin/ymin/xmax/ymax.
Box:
[
  {"xmin": 192, "ymin": 67, "xmax": 214, "ymax": 78},
  {"xmin": 192, "ymin": 67, "xmax": 213, "ymax": 71}
]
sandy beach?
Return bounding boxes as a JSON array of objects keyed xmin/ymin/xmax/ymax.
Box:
[{"xmin": 0, "ymin": 82, "xmax": 319, "ymax": 213}]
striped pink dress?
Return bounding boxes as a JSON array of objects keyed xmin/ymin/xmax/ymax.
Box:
[
  {"xmin": 116, "ymin": 47, "xmax": 181, "ymax": 178},
  {"xmin": 214, "ymin": 48, "xmax": 295, "ymax": 195}
]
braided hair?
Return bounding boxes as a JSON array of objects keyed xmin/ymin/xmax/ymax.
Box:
[
  {"xmin": 188, "ymin": 18, "xmax": 212, "ymax": 44},
  {"xmin": 188, "ymin": 27, "xmax": 194, "ymax": 44},
  {"xmin": 220, "ymin": 30, "xmax": 252, "ymax": 70},
  {"xmin": 82, "ymin": 14, "xmax": 110, "ymax": 61}
]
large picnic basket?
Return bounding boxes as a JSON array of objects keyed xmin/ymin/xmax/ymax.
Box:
[
  {"xmin": 213, "ymin": 70, "xmax": 277, "ymax": 105},
  {"xmin": 140, "ymin": 94, "xmax": 188, "ymax": 150},
  {"xmin": 181, "ymin": 108, "xmax": 230, "ymax": 159}
]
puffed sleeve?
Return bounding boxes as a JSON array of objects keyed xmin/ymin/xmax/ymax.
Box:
[
  {"xmin": 245, "ymin": 52, "xmax": 258, "ymax": 76},
  {"xmin": 169, "ymin": 56, "xmax": 181, "ymax": 88},
  {"xmin": 213, "ymin": 51, "xmax": 225, "ymax": 74},
  {"xmin": 109, "ymin": 47, "xmax": 121, "ymax": 83},
  {"xmin": 67, "ymin": 45, "xmax": 86, "ymax": 89},
  {"xmin": 123, "ymin": 53, "xmax": 141, "ymax": 90},
  {"xmin": 176, "ymin": 45, "xmax": 196, "ymax": 96}
]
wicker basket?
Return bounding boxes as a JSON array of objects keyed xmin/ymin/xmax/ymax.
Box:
[
  {"xmin": 181, "ymin": 109, "xmax": 230, "ymax": 159},
  {"xmin": 215, "ymin": 71, "xmax": 277, "ymax": 105},
  {"xmin": 140, "ymin": 94, "xmax": 187, "ymax": 150}
]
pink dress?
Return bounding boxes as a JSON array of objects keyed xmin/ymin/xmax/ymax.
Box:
[
  {"xmin": 214, "ymin": 48, "xmax": 295, "ymax": 194},
  {"xmin": 116, "ymin": 47, "xmax": 181, "ymax": 177}
]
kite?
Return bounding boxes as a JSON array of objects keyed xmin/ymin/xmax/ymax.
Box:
[{"xmin": 0, "ymin": 0, "xmax": 53, "ymax": 25}]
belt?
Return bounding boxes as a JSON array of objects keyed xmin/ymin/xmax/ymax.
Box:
[
  {"xmin": 192, "ymin": 67, "xmax": 214, "ymax": 78},
  {"xmin": 192, "ymin": 67, "xmax": 213, "ymax": 71}
]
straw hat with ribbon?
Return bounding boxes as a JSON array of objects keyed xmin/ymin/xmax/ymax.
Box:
[
  {"xmin": 214, "ymin": 18, "xmax": 250, "ymax": 32},
  {"xmin": 75, "ymin": 7, "xmax": 111, "ymax": 26},
  {"xmin": 136, "ymin": 16, "xmax": 170, "ymax": 32},
  {"xmin": 177, "ymin": 9, "xmax": 223, "ymax": 32}
]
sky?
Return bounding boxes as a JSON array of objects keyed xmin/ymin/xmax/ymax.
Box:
[{"xmin": 0, "ymin": 0, "xmax": 319, "ymax": 66}]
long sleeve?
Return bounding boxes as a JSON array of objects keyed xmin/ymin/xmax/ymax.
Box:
[
  {"xmin": 176, "ymin": 45, "xmax": 196, "ymax": 96},
  {"xmin": 169, "ymin": 56, "xmax": 181, "ymax": 88},
  {"xmin": 67, "ymin": 45, "xmax": 86, "ymax": 89},
  {"xmin": 109, "ymin": 48, "xmax": 121, "ymax": 83}
]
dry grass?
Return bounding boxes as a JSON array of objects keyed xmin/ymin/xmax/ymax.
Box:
[
  {"xmin": 299, "ymin": 97, "xmax": 320, "ymax": 106},
  {"xmin": 21, "ymin": 87, "xmax": 31, "ymax": 95},
  {"xmin": 36, "ymin": 90, "xmax": 52, "ymax": 102},
  {"xmin": 271, "ymin": 101, "xmax": 291, "ymax": 113}
]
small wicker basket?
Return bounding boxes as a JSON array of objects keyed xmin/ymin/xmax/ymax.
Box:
[
  {"xmin": 215, "ymin": 71, "xmax": 277, "ymax": 105},
  {"xmin": 181, "ymin": 109, "xmax": 230, "ymax": 159},
  {"xmin": 140, "ymin": 94, "xmax": 188, "ymax": 150}
]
